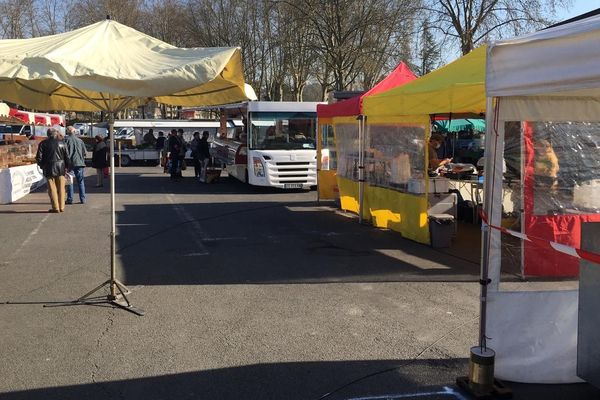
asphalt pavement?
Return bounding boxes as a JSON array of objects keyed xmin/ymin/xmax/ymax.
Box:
[{"xmin": 0, "ymin": 166, "xmax": 598, "ymax": 400}]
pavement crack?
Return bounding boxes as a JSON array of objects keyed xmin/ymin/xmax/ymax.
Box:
[{"xmin": 90, "ymin": 309, "xmax": 116, "ymax": 396}]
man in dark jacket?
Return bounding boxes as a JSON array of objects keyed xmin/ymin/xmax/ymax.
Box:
[
  {"xmin": 168, "ymin": 129, "xmax": 183, "ymax": 180},
  {"xmin": 198, "ymin": 131, "xmax": 211, "ymax": 182},
  {"xmin": 64, "ymin": 126, "xmax": 87, "ymax": 204},
  {"xmin": 36, "ymin": 128, "xmax": 71, "ymax": 213}
]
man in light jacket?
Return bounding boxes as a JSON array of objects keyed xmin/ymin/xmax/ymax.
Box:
[{"xmin": 64, "ymin": 126, "xmax": 87, "ymax": 204}]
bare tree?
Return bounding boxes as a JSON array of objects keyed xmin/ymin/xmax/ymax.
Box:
[
  {"xmin": 37, "ymin": 0, "xmax": 76, "ymax": 35},
  {"xmin": 186, "ymin": 0, "xmax": 272, "ymax": 99},
  {"xmin": 140, "ymin": 0, "xmax": 189, "ymax": 47},
  {"xmin": 67, "ymin": 0, "xmax": 146, "ymax": 30},
  {"xmin": 281, "ymin": 0, "xmax": 419, "ymax": 91},
  {"xmin": 0, "ymin": 0, "xmax": 37, "ymax": 38},
  {"xmin": 426, "ymin": 0, "xmax": 572, "ymax": 55}
]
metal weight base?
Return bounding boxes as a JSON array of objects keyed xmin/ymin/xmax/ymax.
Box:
[
  {"xmin": 75, "ymin": 279, "xmax": 145, "ymax": 316},
  {"xmin": 456, "ymin": 377, "xmax": 512, "ymax": 399}
]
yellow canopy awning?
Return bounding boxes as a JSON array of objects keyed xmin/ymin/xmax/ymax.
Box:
[
  {"xmin": 0, "ymin": 19, "xmax": 249, "ymax": 111},
  {"xmin": 363, "ymin": 46, "xmax": 487, "ymax": 117}
]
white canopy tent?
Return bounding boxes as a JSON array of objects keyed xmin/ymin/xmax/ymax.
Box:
[
  {"xmin": 0, "ymin": 18, "xmax": 251, "ymax": 314},
  {"xmin": 483, "ymin": 14, "xmax": 600, "ymax": 383}
]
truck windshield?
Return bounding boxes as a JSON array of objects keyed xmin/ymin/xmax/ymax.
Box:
[{"xmin": 249, "ymin": 112, "xmax": 316, "ymax": 150}]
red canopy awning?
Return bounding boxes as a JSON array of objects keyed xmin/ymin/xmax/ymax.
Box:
[
  {"xmin": 49, "ymin": 115, "xmax": 63, "ymax": 126},
  {"xmin": 9, "ymin": 108, "xmax": 33, "ymax": 124},
  {"xmin": 317, "ymin": 62, "xmax": 417, "ymax": 118}
]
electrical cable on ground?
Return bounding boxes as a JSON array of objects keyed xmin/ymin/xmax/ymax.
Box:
[{"xmin": 313, "ymin": 315, "xmax": 479, "ymax": 400}]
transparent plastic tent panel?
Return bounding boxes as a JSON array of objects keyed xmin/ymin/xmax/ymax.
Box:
[
  {"xmin": 334, "ymin": 123, "xmax": 360, "ymax": 181},
  {"xmin": 365, "ymin": 122, "xmax": 426, "ymax": 192},
  {"xmin": 497, "ymin": 120, "xmax": 600, "ymax": 284},
  {"xmin": 319, "ymin": 123, "xmax": 337, "ymax": 171}
]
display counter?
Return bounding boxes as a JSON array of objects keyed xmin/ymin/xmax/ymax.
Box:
[
  {"xmin": 0, "ymin": 141, "xmax": 44, "ymax": 204},
  {"xmin": 0, "ymin": 163, "xmax": 45, "ymax": 203}
]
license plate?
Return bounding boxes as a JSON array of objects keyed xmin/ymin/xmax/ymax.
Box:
[{"xmin": 284, "ymin": 183, "xmax": 303, "ymax": 189}]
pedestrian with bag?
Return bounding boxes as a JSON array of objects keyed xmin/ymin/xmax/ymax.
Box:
[
  {"xmin": 36, "ymin": 127, "xmax": 71, "ymax": 213},
  {"xmin": 64, "ymin": 126, "xmax": 87, "ymax": 204},
  {"xmin": 92, "ymin": 135, "xmax": 108, "ymax": 187}
]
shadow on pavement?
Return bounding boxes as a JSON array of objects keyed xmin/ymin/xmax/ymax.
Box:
[
  {"xmin": 115, "ymin": 198, "xmax": 511, "ymax": 286},
  {"xmin": 1, "ymin": 358, "xmax": 597, "ymax": 400}
]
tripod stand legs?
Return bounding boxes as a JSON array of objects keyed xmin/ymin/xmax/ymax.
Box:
[{"xmin": 77, "ymin": 279, "xmax": 144, "ymax": 316}]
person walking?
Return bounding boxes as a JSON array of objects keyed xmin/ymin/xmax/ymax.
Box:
[
  {"xmin": 198, "ymin": 131, "xmax": 211, "ymax": 183},
  {"xmin": 190, "ymin": 131, "xmax": 201, "ymax": 179},
  {"xmin": 177, "ymin": 129, "xmax": 187, "ymax": 178},
  {"xmin": 36, "ymin": 127, "xmax": 71, "ymax": 213},
  {"xmin": 92, "ymin": 135, "xmax": 109, "ymax": 187},
  {"xmin": 168, "ymin": 129, "xmax": 183, "ymax": 180},
  {"xmin": 64, "ymin": 126, "xmax": 87, "ymax": 204}
]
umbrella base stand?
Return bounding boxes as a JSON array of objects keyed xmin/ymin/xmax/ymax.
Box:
[
  {"xmin": 456, "ymin": 347, "xmax": 511, "ymax": 399},
  {"xmin": 76, "ymin": 278, "xmax": 145, "ymax": 316},
  {"xmin": 456, "ymin": 376, "xmax": 512, "ymax": 399}
]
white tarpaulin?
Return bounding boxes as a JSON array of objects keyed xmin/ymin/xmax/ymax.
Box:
[
  {"xmin": 0, "ymin": 164, "xmax": 45, "ymax": 204},
  {"xmin": 487, "ymin": 290, "xmax": 581, "ymax": 383},
  {"xmin": 484, "ymin": 13, "xmax": 600, "ymax": 383},
  {"xmin": 487, "ymin": 14, "xmax": 600, "ymax": 97}
]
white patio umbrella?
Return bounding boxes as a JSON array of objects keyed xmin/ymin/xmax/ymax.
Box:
[{"xmin": 0, "ymin": 17, "xmax": 251, "ymax": 314}]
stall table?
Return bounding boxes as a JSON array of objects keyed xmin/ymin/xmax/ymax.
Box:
[{"xmin": 0, "ymin": 163, "xmax": 46, "ymax": 204}]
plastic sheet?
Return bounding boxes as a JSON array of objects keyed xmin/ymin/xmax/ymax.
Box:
[
  {"xmin": 497, "ymin": 121, "xmax": 600, "ymax": 278},
  {"xmin": 487, "ymin": 290, "xmax": 581, "ymax": 383},
  {"xmin": 319, "ymin": 123, "xmax": 337, "ymax": 171},
  {"xmin": 488, "ymin": 115, "xmax": 600, "ymax": 383},
  {"xmin": 364, "ymin": 123, "xmax": 425, "ymax": 191},
  {"xmin": 334, "ymin": 122, "xmax": 360, "ymax": 181}
]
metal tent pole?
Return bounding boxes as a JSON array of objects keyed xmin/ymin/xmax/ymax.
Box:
[{"xmin": 358, "ymin": 115, "xmax": 365, "ymax": 224}]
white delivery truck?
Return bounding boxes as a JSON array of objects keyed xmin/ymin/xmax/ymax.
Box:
[{"xmin": 213, "ymin": 101, "xmax": 322, "ymax": 189}]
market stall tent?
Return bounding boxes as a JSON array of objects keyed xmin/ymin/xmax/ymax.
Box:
[
  {"xmin": 0, "ymin": 18, "xmax": 250, "ymax": 311},
  {"xmin": 364, "ymin": 45, "xmax": 486, "ymax": 117},
  {"xmin": 344, "ymin": 46, "xmax": 486, "ymax": 244},
  {"xmin": 482, "ymin": 13, "xmax": 600, "ymax": 383},
  {"xmin": 318, "ymin": 63, "xmax": 416, "ymax": 118},
  {"xmin": 316, "ymin": 63, "xmax": 416, "ymax": 202}
]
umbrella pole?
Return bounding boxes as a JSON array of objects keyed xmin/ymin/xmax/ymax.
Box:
[
  {"xmin": 108, "ymin": 112, "xmax": 117, "ymax": 300},
  {"xmin": 74, "ymin": 107, "xmax": 144, "ymax": 316}
]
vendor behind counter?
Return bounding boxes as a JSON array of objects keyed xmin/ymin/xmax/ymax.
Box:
[{"xmin": 428, "ymin": 133, "xmax": 452, "ymax": 174}]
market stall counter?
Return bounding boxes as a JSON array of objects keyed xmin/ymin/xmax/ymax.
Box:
[{"xmin": 0, "ymin": 141, "xmax": 45, "ymax": 204}]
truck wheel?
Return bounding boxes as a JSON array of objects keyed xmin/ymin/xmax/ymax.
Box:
[{"xmin": 120, "ymin": 155, "xmax": 131, "ymax": 167}]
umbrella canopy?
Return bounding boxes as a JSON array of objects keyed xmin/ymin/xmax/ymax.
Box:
[
  {"xmin": 0, "ymin": 18, "xmax": 249, "ymax": 112},
  {"xmin": 0, "ymin": 19, "xmax": 252, "ymax": 312}
]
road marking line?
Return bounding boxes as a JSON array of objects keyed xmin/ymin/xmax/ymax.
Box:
[
  {"xmin": 166, "ymin": 194, "xmax": 209, "ymax": 256},
  {"xmin": 9, "ymin": 214, "xmax": 49, "ymax": 260},
  {"xmin": 347, "ymin": 386, "xmax": 467, "ymax": 400}
]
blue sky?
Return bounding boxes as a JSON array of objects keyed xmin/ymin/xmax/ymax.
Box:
[{"xmin": 557, "ymin": 1, "xmax": 599, "ymax": 20}]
